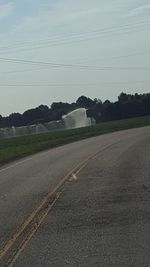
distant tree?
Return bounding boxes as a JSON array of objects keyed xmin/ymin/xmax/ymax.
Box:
[
  {"xmin": 0, "ymin": 115, "xmax": 2, "ymax": 127},
  {"xmin": 22, "ymin": 108, "xmax": 40, "ymax": 125},
  {"xmin": 0, "ymin": 92, "xmax": 150, "ymax": 128},
  {"xmin": 8, "ymin": 113, "xmax": 23, "ymax": 127},
  {"xmin": 51, "ymin": 102, "xmax": 70, "ymax": 112},
  {"xmin": 50, "ymin": 102, "xmax": 71, "ymax": 120},
  {"xmin": 38, "ymin": 105, "xmax": 49, "ymax": 113},
  {"xmin": 87, "ymin": 99, "xmax": 103, "ymax": 123},
  {"xmin": 143, "ymin": 93, "xmax": 150, "ymax": 115},
  {"xmin": 76, "ymin": 96, "xmax": 95, "ymax": 108},
  {"xmin": 118, "ymin": 92, "xmax": 129, "ymax": 104},
  {"xmin": 94, "ymin": 98, "xmax": 102, "ymax": 104}
]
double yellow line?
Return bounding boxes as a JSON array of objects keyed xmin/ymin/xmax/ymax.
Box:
[
  {"xmin": 0, "ymin": 149, "xmax": 101, "ymax": 266},
  {"xmin": 0, "ymin": 143, "xmax": 114, "ymax": 266}
]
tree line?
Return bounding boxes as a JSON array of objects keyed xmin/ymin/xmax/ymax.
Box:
[{"xmin": 0, "ymin": 92, "xmax": 150, "ymax": 128}]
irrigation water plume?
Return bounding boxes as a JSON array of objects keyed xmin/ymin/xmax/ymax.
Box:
[
  {"xmin": 63, "ymin": 108, "xmax": 92, "ymax": 129},
  {"xmin": 0, "ymin": 108, "xmax": 95, "ymax": 138}
]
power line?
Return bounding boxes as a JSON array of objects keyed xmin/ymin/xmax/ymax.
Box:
[
  {"xmin": 0, "ymin": 56, "xmax": 150, "ymax": 70},
  {"xmin": 1, "ymin": 50, "xmax": 150, "ymax": 75},
  {"xmin": 3, "ymin": 21, "xmax": 150, "ymax": 47},
  {"xmin": 0, "ymin": 67, "xmax": 48, "ymax": 75},
  {"xmin": 80, "ymin": 51, "xmax": 150, "ymax": 64},
  {"xmin": 0, "ymin": 20, "xmax": 150, "ymax": 54},
  {"xmin": 0, "ymin": 80, "xmax": 149, "ymax": 86}
]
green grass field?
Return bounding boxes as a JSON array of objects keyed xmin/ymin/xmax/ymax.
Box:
[{"xmin": 0, "ymin": 115, "xmax": 150, "ymax": 166}]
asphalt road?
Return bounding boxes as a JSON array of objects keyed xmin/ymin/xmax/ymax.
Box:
[{"xmin": 0, "ymin": 126, "xmax": 150, "ymax": 266}]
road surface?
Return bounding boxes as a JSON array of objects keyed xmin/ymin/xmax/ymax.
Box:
[{"xmin": 0, "ymin": 126, "xmax": 150, "ymax": 266}]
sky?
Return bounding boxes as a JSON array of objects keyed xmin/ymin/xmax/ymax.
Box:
[{"xmin": 0, "ymin": 0, "xmax": 150, "ymax": 116}]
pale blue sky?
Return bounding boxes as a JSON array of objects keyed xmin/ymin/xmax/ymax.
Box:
[{"xmin": 0, "ymin": 0, "xmax": 150, "ymax": 115}]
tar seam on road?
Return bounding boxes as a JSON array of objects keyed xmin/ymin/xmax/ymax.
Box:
[{"xmin": 0, "ymin": 142, "xmax": 119, "ymax": 267}]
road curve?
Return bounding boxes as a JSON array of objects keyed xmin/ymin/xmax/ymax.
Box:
[{"xmin": 0, "ymin": 126, "xmax": 150, "ymax": 266}]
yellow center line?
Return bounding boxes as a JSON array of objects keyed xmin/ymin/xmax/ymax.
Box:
[
  {"xmin": 1, "ymin": 143, "xmax": 116, "ymax": 266},
  {"xmin": 0, "ymin": 151, "xmax": 98, "ymax": 260},
  {"xmin": 7, "ymin": 193, "xmax": 60, "ymax": 267}
]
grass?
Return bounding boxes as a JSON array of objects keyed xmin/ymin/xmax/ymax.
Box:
[{"xmin": 0, "ymin": 115, "xmax": 150, "ymax": 166}]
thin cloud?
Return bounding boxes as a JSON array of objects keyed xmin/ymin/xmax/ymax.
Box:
[
  {"xmin": 10, "ymin": 1, "xmax": 101, "ymax": 40},
  {"xmin": 124, "ymin": 3, "xmax": 150, "ymax": 18},
  {"xmin": 0, "ymin": 2, "xmax": 15, "ymax": 21}
]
